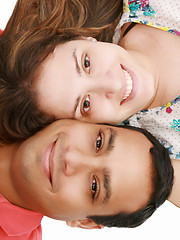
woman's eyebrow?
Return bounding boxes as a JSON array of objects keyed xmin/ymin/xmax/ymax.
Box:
[
  {"xmin": 72, "ymin": 96, "xmax": 80, "ymax": 118},
  {"xmin": 71, "ymin": 49, "xmax": 81, "ymax": 117},
  {"xmin": 73, "ymin": 49, "xmax": 81, "ymax": 76}
]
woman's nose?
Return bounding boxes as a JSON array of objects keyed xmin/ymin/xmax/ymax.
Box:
[
  {"xmin": 105, "ymin": 91, "xmax": 116, "ymax": 99},
  {"xmin": 92, "ymin": 70, "xmax": 122, "ymax": 99}
]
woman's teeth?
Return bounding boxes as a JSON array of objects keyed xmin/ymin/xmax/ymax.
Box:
[{"xmin": 122, "ymin": 69, "xmax": 133, "ymax": 101}]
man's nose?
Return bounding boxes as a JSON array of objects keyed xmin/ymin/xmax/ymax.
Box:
[{"xmin": 63, "ymin": 148, "xmax": 96, "ymax": 176}]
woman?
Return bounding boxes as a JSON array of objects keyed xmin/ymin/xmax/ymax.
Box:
[
  {"xmin": 0, "ymin": 0, "xmax": 179, "ymax": 159},
  {"xmin": 0, "ymin": 0, "xmax": 122, "ymax": 143}
]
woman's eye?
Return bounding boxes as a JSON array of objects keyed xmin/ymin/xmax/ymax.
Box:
[
  {"xmin": 92, "ymin": 176, "xmax": 97, "ymax": 200},
  {"xmin": 83, "ymin": 95, "xmax": 90, "ymax": 113},
  {"xmin": 96, "ymin": 131, "xmax": 102, "ymax": 152},
  {"xmin": 84, "ymin": 55, "xmax": 90, "ymax": 74}
]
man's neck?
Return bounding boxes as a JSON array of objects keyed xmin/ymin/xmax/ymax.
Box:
[
  {"xmin": 0, "ymin": 144, "xmax": 21, "ymax": 205},
  {"xmin": 168, "ymin": 159, "xmax": 180, "ymax": 208}
]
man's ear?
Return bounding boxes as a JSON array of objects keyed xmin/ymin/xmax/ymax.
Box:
[{"xmin": 66, "ymin": 219, "xmax": 104, "ymax": 229}]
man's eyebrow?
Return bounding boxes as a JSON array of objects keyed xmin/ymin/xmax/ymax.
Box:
[
  {"xmin": 72, "ymin": 49, "xmax": 81, "ymax": 76},
  {"xmin": 102, "ymin": 168, "xmax": 111, "ymax": 204},
  {"xmin": 101, "ymin": 128, "xmax": 115, "ymax": 204},
  {"xmin": 107, "ymin": 128, "xmax": 116, "ymax": 152}
]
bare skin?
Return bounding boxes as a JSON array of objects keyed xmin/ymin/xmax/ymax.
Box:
[
  {"xmin": 120, "ymin": 23, "xmax": 180, "ymax": 108},
  {"xmin": 36, "ymin": 22, "xmax": 180, "ymax": 124}
]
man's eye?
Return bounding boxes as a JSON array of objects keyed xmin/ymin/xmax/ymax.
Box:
[
  {"xmin": 96, "ymin": 131, "xmax": 102, "ymax": 152},
  {"xmin": 84, "ymin": 55, "xmax": 90, "ymax": 73},
  {"xmin": 83, "ymin": 95, "xmax": 90, "ymax": 113},
  {"xmin": 92, "ymin": 176, "xmax": 97, "ymax": 200}
]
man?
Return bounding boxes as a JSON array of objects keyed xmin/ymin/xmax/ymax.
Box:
[{"xmin": 0, "ymin": 120, "xmax": 174, "ymax": 239}]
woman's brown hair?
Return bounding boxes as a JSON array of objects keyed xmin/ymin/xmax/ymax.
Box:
[
  {"xmin": 0, "ymin": 0, "xmax": 123, "ymax": 144},
  {"xmin": 4, "ymin": 0, "xmax": 123, "ymax": 42}
]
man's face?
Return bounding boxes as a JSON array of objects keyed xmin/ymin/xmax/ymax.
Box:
[{"xmin": 11, "ymin": 120, "xmax": 153, "ymax": 222}]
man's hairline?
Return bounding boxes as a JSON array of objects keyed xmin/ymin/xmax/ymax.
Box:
[{"xmin": 87, "ymin": 123, "xmax": 159, "ymax": 220}]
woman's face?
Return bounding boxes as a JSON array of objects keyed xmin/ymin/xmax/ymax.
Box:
[
  {"xmin": 11, "ymin": 120, "xmax": 153, "ymax": 221},
  {"xmin": 36, "ymin": 39, "xmax": 155, "ymax": 124}
]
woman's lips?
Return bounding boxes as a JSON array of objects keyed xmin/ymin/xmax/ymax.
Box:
[
  {"xmin": 120, "ymin": 65, "xmax": 137, "ymax": 105},
  {"xmin": 43, "ymin": 140, "xmax": 57, "ymax": 185}
]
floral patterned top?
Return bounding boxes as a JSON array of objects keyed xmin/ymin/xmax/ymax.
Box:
[
  {"xmin": 113, "ymin": 0, "xmax": 180, "ymax": 43},
  {"xmin": 113, "ymin": 0, "xmax": 180, "ymax": 159},
  {"xmin": 128, "ymin": 96, "xmax": 180, "ymax": 159}
]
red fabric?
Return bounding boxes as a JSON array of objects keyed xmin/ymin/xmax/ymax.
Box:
[
  {"xmin": 0, "ymin": 29, "xmax": 3, "ymax": 35},
  {"xmin": 0, "ymin": 194, "xmax": 43, "ymax": 239}
]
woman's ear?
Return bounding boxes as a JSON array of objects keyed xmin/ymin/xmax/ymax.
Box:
[
  {"xmin": 80, "ymin": 36, "xmax": 97, "ymax": 42},
  {"xmin": 86, "ymin": 37, "xmax": 97, "ymax": 42},
  {"xmin": 66, "ymin": 219, "xmax": 104, "ymax": 229}
]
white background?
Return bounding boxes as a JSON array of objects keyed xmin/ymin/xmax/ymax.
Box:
[{"xmin": 0, "ymin": 1, "xmax": 180, "ymax": 239}]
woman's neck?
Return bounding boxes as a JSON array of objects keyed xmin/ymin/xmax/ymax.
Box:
[
  {"xmin": 168, "ymin": 159, "xmax": 180, "ymax": 208},
  {"xmin": 119, "ymin": 23, "xmax": 180, "ymax": 108}
]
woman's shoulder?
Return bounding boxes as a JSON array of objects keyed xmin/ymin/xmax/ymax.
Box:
[
  {"xmin": 128, "ymin": 95, "xmax": 180, "ymax": 159},
  {"xmin": 115, "ymin": 0, "xmax": 180, "ymax": 38}
]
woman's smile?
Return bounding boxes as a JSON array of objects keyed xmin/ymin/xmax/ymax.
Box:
[
  {"xmin": 120, "ymin": 65, "xmax": 137, "ymax": 105},
  {"xmin": 121, "ymin": 68, "xmax": 133, "ymax": 102}
]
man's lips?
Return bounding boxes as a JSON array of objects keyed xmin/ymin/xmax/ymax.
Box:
[
  {"xmin": 43, "ymin": 140, "xmax": 57, "ymax": 185},
  {"xmin": 51, "ymin": 133, "xmax": 66, "ymax": 193}
]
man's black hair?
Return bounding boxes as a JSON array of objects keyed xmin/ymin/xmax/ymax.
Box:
[{"xmin": 88, "ymin": 125, "xmax": 174, "ymax": 228}]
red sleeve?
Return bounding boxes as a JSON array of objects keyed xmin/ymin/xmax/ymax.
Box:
[{"xmin": 0, "ymin": 29, "xmax": 3, "ymax": 35}]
